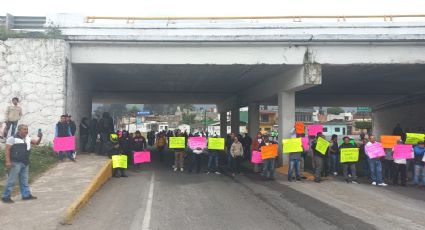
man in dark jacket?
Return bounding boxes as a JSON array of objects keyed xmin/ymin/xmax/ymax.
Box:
[
  {"xmin": 55, "ymin": 115, "xmax": 75, "ymax": 162},
  {"xmin": 98, "ymin": 112, "xmax": 114, "ymax": 155},
  {"xmin": 340, "ymin": 136, "xmax": 358, "ymax": 184},
  {"xmin": 311, "ymin": 132, "xmax": 327, "ymax": 183}
]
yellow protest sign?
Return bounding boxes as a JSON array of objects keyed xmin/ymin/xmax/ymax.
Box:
[
  {"xmin": 208, "ymin": 138, "xmax": 225, "ymax": 150},
  {"xmin": 405, "ymin": 133, "xmax": 425, "ymax": 145},
  {"xmin": 169, "ymin": 137, "xmax": 186, "ymax": 149},
  {"xmin": 340, "ymin": 148, "xmax": 359, "ymax": 163},
  {"xmin": 112, "ymin": 155, "xmax": 128, "ymax": 168},
  {"xmin": 261, "ymin": 144, "xmax": 278, "ymax": 160},
  {"xmin": 381, "ymin": 135, "xmax": 401, "ymax": 148},
  {"xmin": 282, "ymin": 138, "xmax": 303, "ymax": 154},
  {"xmin": 315, "ymin": 137, "xmax": 330, "ymax": 155}
]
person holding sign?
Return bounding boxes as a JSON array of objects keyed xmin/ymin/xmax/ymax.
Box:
[
  {"xmin": 55, "ymin": 115, "xmax": 75, "ymax": 162},
  {"xmin": 284, "ymin": 138, "xmax": 303, "ymax": 182},
  {"xmin": 260, "ymin": 135, "xmax": 278, "ymax": 180},
  {"xmin": 109, "ymin": 137, "xmax": 127, "ymax": 178},
  {"xmin": 339, "ymin": 136, "xmax": 359, "ymax": 184},
  {"xmin": 413, "ymin": 141, "xmax": 425, "ymax": 186},
  {"xmin": 365, "ymin": 135, "xmax": 387, "ymax": 186},
  {"xmin": 131, "ymin": 131, "xmax": 147, "ymax": 169},
  {"xmin": 392, "ymin": 140, "xmax": 411, "ymax": 186},
  {"xmin": 311, "ymin": 133, "xmax": 328, "ymax": 183},
  {"xmin": 171, "ymin": 130, "xmax": 186, "ymax": 172}
]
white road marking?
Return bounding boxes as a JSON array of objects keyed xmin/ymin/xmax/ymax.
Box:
[{"xmin": 130, "ymin": 172, "xmax": 155, "ymax": 230}]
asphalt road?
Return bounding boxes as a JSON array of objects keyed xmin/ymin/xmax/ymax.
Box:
[{"xmin": 58, "ymin": 159, "xmax": 376, "ymax": 230}]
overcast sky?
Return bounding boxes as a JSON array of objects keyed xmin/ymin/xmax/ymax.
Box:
[{"xmin": 2, "ymin": 0, "xmax": 425, "ymax": 17}]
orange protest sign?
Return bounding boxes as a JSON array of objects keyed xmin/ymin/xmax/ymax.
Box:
[
  {"xmin": 381, "ymin": 135, "xmax": 401, "ymax": 148},
  {"xmin": 261, "ymin": 144, "xmax": 278, "ymax": 160},
  {"xmin": 295, "ymin": 122, "xmax": 305, "ymax": 135}
]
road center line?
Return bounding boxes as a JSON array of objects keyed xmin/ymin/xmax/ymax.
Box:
[{"xmin": 142, "ymin": 172, "xmax": 155, "ymax": 230}]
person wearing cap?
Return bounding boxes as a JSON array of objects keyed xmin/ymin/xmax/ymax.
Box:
[
  {"xmin": 365, "ymin": 135, "xmax": 387, "ymax": 186},
  {"xmin": 55, "ymin": 115, "xmax": 75, "ymax": 162},
  {"xmin": 413, "ymin": 141, "xmax": 425, "ymax": 186},
  {"xmin": 109, "ymin": 135, "xmax": 127, "ymax": 178},
  {"xmin": 339, "ymin": 136, "xmax": 358, "ymax": 184},
  {"xmin": 3, "ymin": 97, "xmax": 23, "ymax": 139}
]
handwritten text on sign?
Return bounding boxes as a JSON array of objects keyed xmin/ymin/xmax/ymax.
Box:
[
  {"xmin": 112, "ymin": 155, "xmax": 128, "ymax": 168},
  {"xmin": 53, "ymin": 136, "xmax": 76, "ymax": 152},
  {"xmin": 188, "ymin": 137, "xmax": 207, "ymax": 149},
  {"xmin": 340, "ymin": 148, "xmax": 359, "ymax": 163},
  {"xmin": 393, "ymin": 144, "xmax": 414, "ymax": 159},
  {"xmin": 169, "ymin": 137, "xmax": 186, "ymax": 149},
  {"xmin": 315, "ymin": 137, "xmax": 330, "ymax": 155},
  {"xmin": 282, "ymin": 138, "xmax": 303, "ymax": 154},
  {"xmin": 208, "ymin": 138, "xmax": 225, "ymax": 150},
  {"xmin": 133, "ymin": 151, "xmax": 151, "ymax": 164},
  {"xmin": 365, "ymin": 142, "xmax": 385, "ymax": 159},
  {"xmin": 261, "ymin": 144, "xmax": 278, "ymax": 160}
]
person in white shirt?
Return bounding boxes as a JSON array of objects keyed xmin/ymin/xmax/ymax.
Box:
[{"xmin": 365, "ymin": 135, "xmax": 387, "ymax": 186}]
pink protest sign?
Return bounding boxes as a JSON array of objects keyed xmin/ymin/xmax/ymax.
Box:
[
  {"xmin": 393, "ymin": 144, "xmax": 414, "ymax": 159},
  {"xmin": 251, "ymin": 151, "xmax": 263, "ymax": 164},
  {"xmin": 188, "ymin": 137, "xmax": 207, "ymax": 149},
  {"xmin": 301, "ymin": 137, "xmax": 309, "ymax": 151},
  {"xmin": 133, "ymin": 151, "xmax": 151, "ymax": 164},
  {"xmin": 53, "ymin": 136, "xmax": 75, "ymax": 152},
  {"xmin": 365, "ymin": 142, "xmax": 385, "ymax": 159},
  {"xmin": 308, "ymin": 125, "xmax": 323, "ymax": 136}
]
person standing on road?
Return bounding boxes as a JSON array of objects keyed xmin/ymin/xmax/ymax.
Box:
[
  {"xmin": 413, "ymin": 141, "xmax": 425, "ymax": 186},
  {"xmin": 392, "ymin": 140, "xmax": 411, "ymax": 186},
  {"xmin": 312, "ymin": 133, "xmax": 327, "ymax": 183},
  {"xmin": 365, "ymin": 135, "xmax": 387, "ymax": 186},
  {"xmin": 2, "ymin": 124, "xmax": 42, "ymax": 203},
  {"xmin": 156, "ymin": 132, "xmax": 167, "ymax": 162},
  {"xmin": 109, "ymin": 135, "xmax": 128, "ymax": 178},
  {"xmin": 132, "ymin": 131, "xmax": 147, "ymax": 169},
  {"xmin": 287, "ymin": 142, "xmax": 303, "ymax": 182},
  {"xmin": 260, "ymin": 135, "xmax": 277, "ymax": 180},
  {"xmin": 3, "ymin": 97, "xmax": 23, "ymax": 139},
  {"xmin": 55, "ymin": 115, "xmax": 75, "ymax": 162},
  {"xmin": 173, "ymin": 130, "xmax": 186, "ymax": 172},
  {"xmin": 328, "ymin": 134, "xmax": 339, "ymax": 176},
  {"xmin": 251, "ymin": 132, "xmax": 263, "ymax": 173},
  {"xmin": 119, "ymin": 130, "xmax": 132, "ymax": 168},
  {"xmin": 79, "ymin": 117, "xmax": 90, "ymax": 153},
  {"xmin": 339, "ymin": 136, "xmax": 359, "ymax": 184},
  {"xmin": 230, "ymin": 136, "xmax": 244, "ymax": 177}
]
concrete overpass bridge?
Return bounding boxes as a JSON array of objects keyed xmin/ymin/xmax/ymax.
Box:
[{"xmin": 1, "ymin": 14, "xmax": 425, "ymax": 160}]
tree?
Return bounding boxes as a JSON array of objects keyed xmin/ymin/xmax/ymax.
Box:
[
  {"xmin": 182, "ymin": 113, "xmax": 196, "ymax": 125},
  {"xmin": 327, "ymin": 107, "xmax": 345, "ymax": 115},
  {"xmin": 355, "ymin": 121, "xmax": 372, "ymax": 133}
]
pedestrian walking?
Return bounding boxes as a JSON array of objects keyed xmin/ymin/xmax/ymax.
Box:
[
  {"xmin": 3, "ymin": 97, "xmax": 22, "ymax": 139},
  {"xmin": 2, "ymin": 124, "xmax": 42, "ymax": 203}
]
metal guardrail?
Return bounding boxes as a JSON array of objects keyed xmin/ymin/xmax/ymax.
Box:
[
  {"xmin": 85, "ymin": 14, "xmax": 425, "ymax": 23},
  {"xmin": 0, "ymin": 14, "xmax": 46, "ymax": 30}
]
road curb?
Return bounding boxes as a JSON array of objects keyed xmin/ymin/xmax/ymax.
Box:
[{"xmin": 61, "ymin": 159, "xmax": 112, "ymax": 225}]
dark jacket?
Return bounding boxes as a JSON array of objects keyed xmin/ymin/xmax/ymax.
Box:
[
  {"xmin": 132, "ymin": 137, "xmax": 147, "ymax": 151},
  {"xmin": 55, "ymin": 122, "xmax": 71, "ymax": 137},
  {"xmin": 69, "ymin": 121, "xmax": 77, "ymax": 136},
  {"xmin": 79, "ymin": 121, "xmax": 90, "ymax": 136},
  {"xmin": 413, "ymin": 146, "xmax": 425, "ymax": 165}
]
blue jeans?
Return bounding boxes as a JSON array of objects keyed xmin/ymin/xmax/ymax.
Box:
[
  {"xmin": 262, "ymin": 158, "xmax": 275, "ymax": 178},
  {"xmin": 329, "ymin": 154, "xmax": 338, "ymax": 174},
  {"xmin": 3, "ymin": 162, "xmax": 31, "ymax": 198},
  {"xmin": 288, "ymin": 159, "xmax": 300, "ymax": 179},
  {"xmin": 208, "ymin": 152, "xmax": 219, "ymax": 172},
  {"xmin": 4, "ymin": 121, "xmax": 18, "ymax": 138},
  {"xmin": 413, "ymin": 164, "xmax": 425, "ymax": 185},
  {"xmin": 58, "ymin": 151, "xmax": 74, "ymax": 160},
  {"xmin": 368, "ymin": 158, "xmax": 383, "ymax": 183}
]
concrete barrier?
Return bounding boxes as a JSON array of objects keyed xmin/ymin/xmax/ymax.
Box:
[{"xmin": 61, "ymin": 160, "xmax": 112, "ymax": 225}]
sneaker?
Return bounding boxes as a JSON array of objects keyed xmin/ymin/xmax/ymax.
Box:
[
  {"xmin": 22, "ymin": 195, "xmax": 37, "ymax": 200},
  {"xmin": 372, "ymin": 182, "xmax": 377, "ymax": 185},
  {"xmin": 214, "ymin": 171, "xmax": 221, "ymax": 175},
  {"xmin": 333, "ymin": 172, "xmax": 338, "ymax": 176},
  {"xmin": 180, "ymin": 168, "xmax": 184, "ymax": 172},
  {"xmin": 2, "ymin": 197, "xmax": 14, "ymax": 203},
  {"xmin": 296, "ymin": 177, "xmax": 301, "ymax": 181},
  {"xmin": 206, "ymin": 171, "xmax": 211, "ymax": 174},
  {"xmin": 378, "ymin": 183, "xmax": 388, "ymax": 186},
  {"xmin": 121, "ymin": 174, "xmax": 128, "ymax": 178},
  {"xmin": 174, "ymin": 168, "xmax": 178, "ymax": 172},
  {"xmin": 351, "ymin": 181, "xmax": 359, "ymax": 184},
  {"xmin": 288, "ymin": 178, "xmax": 293, "ymax": 182}
]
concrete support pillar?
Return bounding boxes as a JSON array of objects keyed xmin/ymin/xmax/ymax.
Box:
[
  {"xmin": 231, "ymin": 107, "xmax": 240, "ymax": 134},
  {"xmin": 278, "ymin": 91, "xmax": 296, "ymax": 166},
  {"xmin": 220, "ymin": 112, "xmax": 227, "ymax": 138},
  {"xmin": 248, "ymin": 103, "xmax": 260, "ymax": 138}
]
